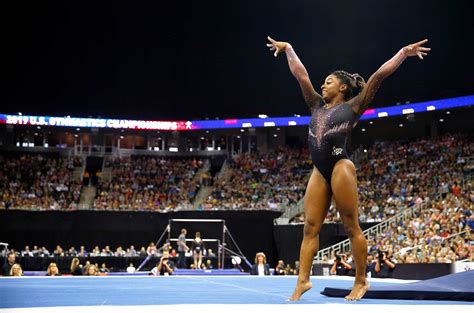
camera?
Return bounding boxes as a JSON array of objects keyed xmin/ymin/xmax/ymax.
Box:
[{"xmin": 378, "ymin": 250, "xmax": 386, "ymax": 260}]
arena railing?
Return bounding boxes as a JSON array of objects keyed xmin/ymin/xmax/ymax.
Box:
[{"xmin": 313, "ymin": 202, "xmax": 426, "ymax": 262}]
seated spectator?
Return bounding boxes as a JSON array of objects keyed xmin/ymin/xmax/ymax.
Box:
[
  {"xmin": 40, "ymin": 246, "xmax": 50, "ymax": 257},
  {"xmin": 146, "ymin": 242, "xmax": 157, "ymax": 256},
  {"xmin": 274, "ymin": 260, "xmax": 286, "ymax": 275},
  {"xmin": 85, "ymin": 264, "xmax": 98, "ymax": 276},
  {"xmin": 250, "ymin": 252, "xmax": 270, "ymax": 276},
  {"xmin": 78, "ymin": 246, "xmax": 87, "ymax": 257},
  {"xmin": 10, "ymin": 264, "xmax": 23, "ymax": 277},
  {"xmin": 53, "ymin": 245, "xmax": 64, "ymax": 256},
  {"xmin": 21, "ymin": 246, "xmax": 33, "ymax": 257},
  {"xmin": 151, "ymin": 250, "xmax": 175, "ymax": 276},
  {"xmin": 47, "ymin": 263, "xmax": 61, "ymax": 276},
  {"xmin": 99, "ymin": 263, "xmax": 110, "ymax": 273},
  {"xmin": 126, "ymin": 263, "xmax": 136, "ymax": 273},
  {"xmin": 114, "ymin": 246, "xmax": 125, "ymax": 257},
  {"xmin": 70, "ymin": 257, "xmax": 83, "ymax": 276},
  {"xmin": 2, "ymin": 252, "xmax": 16, "ymax": 276},
  {"xmin": 293, "ymin": 261, "xmax": 300, "ymax": 275},
  {"xmin": 67, "ymin": 246, "xmax": 77, "ymax": 256},
  {"xmin": 204, "ymin": 259, "xmax": 214, "ymax": 270},
  {"xmin": 138, "ymin": 247, "xmax": 147, "ymax": 257},
  {"xmin": 284, "ymin": 263, "xmax": 294, "ymax": 275}
]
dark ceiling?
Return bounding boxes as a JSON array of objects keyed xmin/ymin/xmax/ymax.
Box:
[{"xmin": 2, "ymin": 0, "xmax": 473, "ymax": 120}]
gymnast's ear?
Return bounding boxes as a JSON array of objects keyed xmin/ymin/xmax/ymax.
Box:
[{"xmin": 339, "ymin": 84, "xmax": 348, "ymax": 92}]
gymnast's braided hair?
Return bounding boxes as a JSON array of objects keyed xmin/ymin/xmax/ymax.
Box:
[{"xmin": 331, "ymin": 70, "xmax": 366, "ymax": 101}]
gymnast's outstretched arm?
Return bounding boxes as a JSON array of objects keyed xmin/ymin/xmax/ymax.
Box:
[
  {"xmin": 267, "ymin": 36, "xmax": 324, "ymax": 111},
  {"xmin": 349, "ymin": 39, "xmax": 431, "ymax": 115}
]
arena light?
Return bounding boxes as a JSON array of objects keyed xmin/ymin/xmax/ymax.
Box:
[
  {"xmin": 427, "ymin": 105, "xmax": 436, "ymax": 111},
  {"xmin": 258, "ymin": 114, "xmax": 268, "ymax": 118}
]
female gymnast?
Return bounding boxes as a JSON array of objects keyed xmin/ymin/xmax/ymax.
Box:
[
  {"xmin": 191, "ymin": 232, "xmax": 205, "ymax": 269},
  {"xmin": 267, "ymin": 36, "xmax": 430, "ymax": 301}
]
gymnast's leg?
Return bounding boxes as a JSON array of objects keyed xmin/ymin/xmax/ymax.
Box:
[
  {"xmin": 332, "ymin": 159, "xmax": 368, "ymax": 301},
  {"xmin": 289, "ymin": 167, "xmax": 332, "ymax": 301}
]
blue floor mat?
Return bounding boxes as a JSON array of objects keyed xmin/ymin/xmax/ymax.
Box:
[
  {"xmin": 321, "ymin": 271, "xmax": 474, "ymax": 301},
  {"xmin": 0, "ymin": 275, "xmax": 472, "ymax": 308}
]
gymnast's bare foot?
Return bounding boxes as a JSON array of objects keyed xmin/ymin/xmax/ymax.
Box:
[
  {"xmin": 345, "ymin": 279, "xmax": 369, "ymax": 301},
  {"xmin": 288, "ymin": 280, "xmax": 312, "ymax": 301}
]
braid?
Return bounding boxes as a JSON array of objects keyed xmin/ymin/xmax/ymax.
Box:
[{"xmin": 332, "ymin": 70, "xmax": 366, "ymax": 101}]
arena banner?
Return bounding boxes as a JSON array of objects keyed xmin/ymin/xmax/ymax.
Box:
[{"xmin": 1, "ymin": 95, "xmax": 473, "ymax": 131}]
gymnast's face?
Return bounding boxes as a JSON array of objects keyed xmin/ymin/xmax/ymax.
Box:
[{"xmin": 321, "ymin": 75, "xmax": 347, "ymax": 103}]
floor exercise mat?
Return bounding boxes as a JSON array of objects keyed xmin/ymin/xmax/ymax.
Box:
[{"xmin": 321, "ymin": 270, "xmax": 474, "ymax": 301}]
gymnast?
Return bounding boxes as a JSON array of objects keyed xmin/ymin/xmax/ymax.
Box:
[{"xmin": 267, "ymin": 36, "xmax": 430, "ymax": 300}]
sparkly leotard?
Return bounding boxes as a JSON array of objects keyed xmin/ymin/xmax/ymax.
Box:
[
  {"xmin": 283, "ymin": 44, "xmax": 408, "ymax": 185},
  {"xmin": 308, "ymin": 103, "xmax": 359, "ymax": 184}
]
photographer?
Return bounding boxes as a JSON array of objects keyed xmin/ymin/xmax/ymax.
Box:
[
  {"xmin": 374, "ymin": 250, "xmax": 395, "ymax": 278},
  {"xmin": 330, "ymin": 254, "xmax": 352, "ymax": 276},
  {"xmin": 151, "ymin": 250, "xmax": 175, "ymax": 276}
]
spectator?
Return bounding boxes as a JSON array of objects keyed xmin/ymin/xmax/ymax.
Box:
[
  {"xmin": 78, "ymin": 246, "xmax": 87, "ymax": 257},
  {"xmin": 10, "ymin": 264, "xmax": 23, "ymax": 277},
  {"xmin": 207, "ymin": 249, "xmax": 216, "ymax": 258},
  {"xmin": 204, "ymin": 259, "xmax": 214, "ymax": 270},
  {"xmin": 274, "ymin": 260, "xmax": 286, "ymax": 275},
  {"xmin": 70, "ymin": 257, "xmax": 82, "ymax": 276},
  {"xmin": 47, "ymin": 263, "xmax": 61, "ymax": 276},
  {"xmin": 126, "ymin": 263, "xmax": 136, "ymax": 273},
  {"xmin": 250, "ymin": 252, "xmax": 270, "ymax": 276},
  {"xmin": 2, "ymin": 252, "xmax": 16, "ymax": 276},
  {"xmin": 21, "ymin": 246, "xmax": 33, "ymax": 257},
  {"xmin": 146, "ymin": 242, "xmax": 157, "ymax": 256},
  {"xmin": 85, "ymin": 264, "xmax": 98, "ymax": 276},
  {"xmin": 99, "ymin": 263, "xmax": 110, "ymax": 273},
  {"xmin": 151, "ymin": 250, "xmax": 175, "ymax": 276}
]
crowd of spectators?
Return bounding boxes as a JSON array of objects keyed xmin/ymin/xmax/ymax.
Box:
[
  {"xmin": 203, "ymin": 147, "xmax": 312, "ymax": 210},
  {"xmin": 367, "ymin": 193, "xmax": 473, "ymax": 264},
  {"xmin": 94, "ymin": 157, "xmax": 203, "ymax": 211},
  {"xmin": 291, "ymin": 133, "xmax": 473, "ymax": 223},
  {"xmin": 0, "ymin": 134, "xmax": 471, "ymax": 217},
  {"xmin": 0, "ymin": 153, "xmax": 83, "ymax": 210},
  {"xmin": 1, "ymin": 240, "xmax": 219, "ymax": 275}
]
